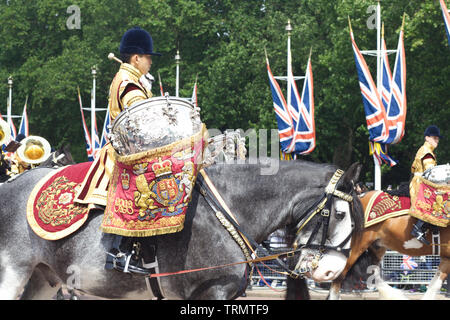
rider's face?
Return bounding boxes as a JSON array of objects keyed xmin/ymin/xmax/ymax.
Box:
[
  {"xmin": 425, "ymin": 136, "xmax": 439, "ymax": 148},
  {"xmin": 133, "ymin": 54, "xmax": 152, "ymax": 75}
]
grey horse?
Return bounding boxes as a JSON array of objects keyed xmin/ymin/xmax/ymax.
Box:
[{"xmin": 0, "ymin": 159, "xmax": 363, "ymax": 300}]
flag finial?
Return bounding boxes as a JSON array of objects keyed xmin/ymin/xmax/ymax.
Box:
[
  {"xmin": 348, "ymin": 16, "xmax": 353, "ymax": 33},
  {"xmin": 401, "ymin": 13, "xmax": 406, "ymax": 31},
  {"xmin": 286, "ymin": 19, "xmax": 292, "ymax": 35}
]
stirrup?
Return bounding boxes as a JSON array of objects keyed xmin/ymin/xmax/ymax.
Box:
[{"xmin": 106, "ymin": 251, "xmax": 152, "ymax": 276}]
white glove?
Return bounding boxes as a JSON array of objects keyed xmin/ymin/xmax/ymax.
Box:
[{"xmin": 140, "ymin": 73, "xmax": 154, "ymax": 92}]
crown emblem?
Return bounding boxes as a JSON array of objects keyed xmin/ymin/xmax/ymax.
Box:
[
  {"xmin": 121, "ymin": 169, "xmax": 130, "ymax": 190},
  {"xmin": 152, "ymin": 157, "xmax": 173, "ymax": 177}
]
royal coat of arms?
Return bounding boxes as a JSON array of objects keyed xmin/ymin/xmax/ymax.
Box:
[{"xmin": 101, "ymin": 126, "xmax": 207, "ymax": 237}]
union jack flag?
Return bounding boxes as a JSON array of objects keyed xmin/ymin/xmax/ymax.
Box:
[
  {"xmin": 18, "ymin": 96, "xmax": 29, "ymax": 138},
  {"xmin": 77, "ymin": 87, "xmax": 94, "ymax": 161},
  {"xmin": 401, "ymin": 255, "xmax": 418, "ymax": 271},
  {"xmin": 440, "ymin": 0, "xmax": 450, "ymax": 46},
  {"xmin": 100, "ymin": 107, "xmax": 110, "ymax": 148},
  {"xmin": 350, "ymin": 23, "xmax": 389, "ymax": 143},
  {"xmin": 7, "ymin": 116, "xmax": 16, "ymax": 142},
  {"xmin": 288, "ymin": 54, "xmax": 315, "ymax": 155},
  {"xmin": 381, "ymin": 35, "xmax": 392, "ymax": 109},
  {"xmin": 385, "ymin": 23, "xmax": 406, "ymax": 145},
  {"xmin": 266, "ymin": 56, "xmax": 293, "ymax": 153}
]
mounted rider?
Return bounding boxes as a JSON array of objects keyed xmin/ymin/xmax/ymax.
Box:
[
  {"xmin": 73, "ymin": 27, "xmax": 161, "ymax": 275},
  {"xmin": 409, "ymin": 125, "xmax": 443, "ymax": 244}
]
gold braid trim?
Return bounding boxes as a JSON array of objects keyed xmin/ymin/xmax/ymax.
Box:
[
  {"xmin": 114, "ymin": 123, "xmax": 209, "ymax": 165},
  {"xmin": 215, "ymin": 211, "xmax": 253, "ymax": 267},
  {"xmin": 416, "ymin": 176, "xmax": 450, "ymax": 190}
]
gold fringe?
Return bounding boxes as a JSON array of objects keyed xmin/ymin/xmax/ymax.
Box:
[{"xmin": 100, "ymin": 224, "xmax": 185, "ymax": 237}]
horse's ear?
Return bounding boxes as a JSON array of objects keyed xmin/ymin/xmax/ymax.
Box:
[{"xmin": 342, "ymin": 162, "xmax": 362, "ymax": 188}]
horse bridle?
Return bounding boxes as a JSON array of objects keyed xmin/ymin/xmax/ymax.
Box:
[
  {"xmin": 196, "ymin": 168, "xmax": 355, "ymax": 279},
  {"xmin": 293, "ymin": 169, "xmax": 355, "ymax": 258}
]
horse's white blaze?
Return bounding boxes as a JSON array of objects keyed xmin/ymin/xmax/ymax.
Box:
[
  {"xmin": 310, "ymin": 251, "xmax": 347, "ymax": 282},
  {"xmin": 0, "ymin": 251, "xmax": 25, "ymax": 299},
  {"xmin": 328, "ymin": 199, "xmax": 352, "ymax": 248}
]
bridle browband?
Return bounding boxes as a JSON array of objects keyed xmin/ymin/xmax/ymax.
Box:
[{"xmin": 293, "ymin": 169, "xmax": 354, "ymax": 258}]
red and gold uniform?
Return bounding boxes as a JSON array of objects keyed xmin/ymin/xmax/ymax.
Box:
[
  {"xmin": 75, "ymin": 63, "xmax": 152, "ymax": 206},
  {"xmin": 409, "ymin": 140, "xmax": 437, "ymax": 200}
]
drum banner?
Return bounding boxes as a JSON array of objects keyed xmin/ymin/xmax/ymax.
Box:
[
  {"xmin": 364, "ymin": 191, "xmax": 410, "ymax": 227},
  {"xmin": 410, "ymin": 177, "xmax": 450, "ymax": 227},
  {"xmin": 101, "ymin": 125, "xmax": 208, "ymax": 237},
  {"xmin": 26, "ymin": 162, "xmax": 93, "ymax": 240}
]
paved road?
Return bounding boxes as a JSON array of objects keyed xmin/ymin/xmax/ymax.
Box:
[{"xmin": 241, "ymin": 288, "xmax": 450, "ymax": 300}]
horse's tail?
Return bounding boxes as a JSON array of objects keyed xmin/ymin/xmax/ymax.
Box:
[{"xmin": 341, "ymin": 242, "xmax": 383, "ymax": 291}]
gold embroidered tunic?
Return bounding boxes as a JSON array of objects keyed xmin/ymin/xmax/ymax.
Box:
[
  {"xmin": 75, "ymin": 63, "xmax": 152, "ymax": 207},
  {"xmin": 409, "ymin": 141, "xmax": 437, "ymax": 201},
  {"xmin": 108, "ymin": 63, "xmax": 152, "ymax": 120}
]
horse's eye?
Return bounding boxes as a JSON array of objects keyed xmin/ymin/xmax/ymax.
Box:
[{"xmin": 335, "ymin": 211, "xmax": 346, "ymax": 220}]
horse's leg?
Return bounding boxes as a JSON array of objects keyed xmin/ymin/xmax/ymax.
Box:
[
  {"xmin": 327, "ymin": 232, "xmax": 380, "ymax": 300},
  {"xmin": 0, "ymin": 254, "xmax": 34, "ymax": 299},
  {"xmin": 19, "ymin": 264, "xmax": 62, "ymax": 300},
  {"xmin": 422, "ymin": 257, "xmax": 449, "ymax": 300}
]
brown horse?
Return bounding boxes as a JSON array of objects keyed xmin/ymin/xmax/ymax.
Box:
[{"xmin": 327, "ymin": 190, "xmax": 450, "ymax": 300}]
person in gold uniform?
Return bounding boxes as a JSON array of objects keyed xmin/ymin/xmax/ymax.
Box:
[
  {"xmin": 107, "ymin": 27, "xmax": 163, "ymax": 275},
  {"xmin": 409, "ymin": 125, "xmax": 443, "ymax": 244}
]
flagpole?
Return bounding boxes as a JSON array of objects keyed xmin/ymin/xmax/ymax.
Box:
[
  {"xmin": 175, "ymin": 50, "xmax": 180, "ymax": 97},
  {"xmin": 91, "ymin": 65, "xmax": 97, "ymax": 155},
  {"xmin": 373, "ymin": 0, "xmax": 382, "ymax": 190},
  {"xmin": 286, "ymin": 20, "xmax": 292, "ymax": 117},
  {"xmin": 7, "ymin": 76, "xmax": 12, "ymax": 129}
]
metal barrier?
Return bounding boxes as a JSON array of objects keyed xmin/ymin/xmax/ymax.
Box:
[
  {"xmin": 381, "ymin": 250, "xmax": 442, "ymax": 285},
  {"xmin": 250, "ymin": 240, "xmax": 448, "ymax": 295}
]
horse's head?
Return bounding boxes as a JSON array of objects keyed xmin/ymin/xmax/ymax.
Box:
[{"xmin": 290, "ymin": 162, "xmax": 364, "ymax": 282}]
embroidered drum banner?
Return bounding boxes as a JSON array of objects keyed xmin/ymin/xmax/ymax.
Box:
[
  {"xmin": 101, "ymin": 125, "xmax": 208, "ymax": 237},
  {"xmin": 410, "ymin": 177, "xmax": 450, "ymax": 227}
]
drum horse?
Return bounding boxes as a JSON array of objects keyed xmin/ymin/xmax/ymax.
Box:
[
  {"xmin": 0, "ymin": 96, "xmax": 364, "ymax": 300},
  {"xmin": 292, "ymin": 165, "xmax": 450, "ymax": 300}
]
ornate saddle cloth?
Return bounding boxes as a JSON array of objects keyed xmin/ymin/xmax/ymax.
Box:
[
  {"xmin": 27, "ymin": 162, "xmax": 92, "ymax": 240},
  {"xmin": 410, "ymin": 177, "xmax": 450, "ymax": 227},
  {"xmin": 100, "ymin": 126, "xmax": 207, "ymax": 237},
  {"xmin": 364, "ymin": 191, "xmax": 410, "ymax": 227}
]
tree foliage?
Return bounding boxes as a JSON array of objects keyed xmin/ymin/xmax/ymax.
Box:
[{"xmin": 0, "ymin": 0, "xmax": 448, "ymax": 188}]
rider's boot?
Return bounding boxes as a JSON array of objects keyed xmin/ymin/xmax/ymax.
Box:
[
  {"xmin": 105, "ymin": 236, "xmax": 152, "ymax": 276},
  {"xmin": 410, "ymin": 219, "xmax": 431, "ymax": 245}
]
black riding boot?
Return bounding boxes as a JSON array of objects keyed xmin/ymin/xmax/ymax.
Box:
[
  {"xmin": 411, "ymin": 220, "xmax": 430, "ymax": 245},
  {"xmin": 105, "ymin": 236, "xmax": 151, "ymax": 276}
]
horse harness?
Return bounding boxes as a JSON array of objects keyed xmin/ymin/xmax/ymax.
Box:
[
  {"xmin": 195, "ymin": 168, "xmax": 355, "ymax": 279},
  {"xmin": 293, "ymin": 169, "xmax": 355, "ymax": 258}
]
